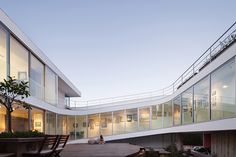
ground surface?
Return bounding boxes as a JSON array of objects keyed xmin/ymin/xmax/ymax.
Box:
[{"xmin": 61, "ymin": 143, "xmax": 141, "ymax": 157}]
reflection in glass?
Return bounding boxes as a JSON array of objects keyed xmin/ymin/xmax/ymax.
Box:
[
  {"xmin": 0, "ymin": 27, "xmax": 6, "ymax": 81},
  {"xmin": 194, "ymin": 76, "xmax": 210, "ymax": 123},
  {"xmin": 174, "ymin": 96, "xmax": 181, "ymax": 126},
  {"xmin": 10, "ymin": 36, "xmax": 29, "ymax": 81},
  {"xmin": 152, "ymin": 104, "xmax": 163, "ymax": 129},
  {"xmin": 31, "ymin": 107, "xmax": 44, "ymax": 132},
  {"xmin": 211, "ymin": 58, "xmax": 235, "ymax": 120},
  {"xmin": 45, "ymin": 66, "xmax": 58, "ymax": 105},
  {"xmin": 182, "ymin": 87, "xmax": 193, "ymax": 125},
  {"xmin": 139, "ymin": 107, "xmax": 150, "ymax": 131},
  {"xmin": 30, "ymin": 54, "xmax": 44, "ymax": 100},
  {"xmin": 163, "ymin": 101, "xmax": 172, "ymax": 128},
  {"xmin": 88, "ymin": 114, "xmax": 100, "ymax": 138},
  {"xmin": 100, "ymin": 112, "xmax": 112, "ymax": 136},
  {"xmin": 113, "ymin": 110, "xmax": 125, "ymax": 135},
  {"xmin": 126, "ymin": 108, "xmax": 138, "ymax": 133}
]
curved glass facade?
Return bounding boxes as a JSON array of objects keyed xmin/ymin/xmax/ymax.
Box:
[{"xmin": 0, "ymin": 20, "xmax": 236, "ymax": 141}]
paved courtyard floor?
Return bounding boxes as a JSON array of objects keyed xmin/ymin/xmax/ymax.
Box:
[{"xmin": 61, "ymin": 143, "xmax": 141, "ymax": 157}]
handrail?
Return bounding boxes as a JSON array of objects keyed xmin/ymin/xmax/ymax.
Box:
[{"xmin": 68, "ymin": 21, "xmax": 236, "ymax": 108}]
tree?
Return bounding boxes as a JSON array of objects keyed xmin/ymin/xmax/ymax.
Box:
[{"xmin": 0, "ymin": 76, "xmax": 30, "ymax": 133}]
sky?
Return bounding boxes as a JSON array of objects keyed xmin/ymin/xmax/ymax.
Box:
[{"xmin": 0, "ymin": 0, "xmax": 236, "ymax": 101}]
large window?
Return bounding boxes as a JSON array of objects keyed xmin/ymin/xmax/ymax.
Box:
[
  {"xmin": 45, "ymin": 67, "xmax": 58, "ymax": 105},
  {"xmin": 211, "ymin": 58, "xmax": 236, "ymax": 120},
  {"xmin": 0, "ymin": 27, "xmax": 7, "ymax": 81},
  {"xmin": 31, "ymin": 107, "xmax": 44, "ymax": 132},
  {"xmin": 113, "ymin": 110, "xmax": 125, "ymax": 135},
  {"xmin": 30, "ymin": 55, "xmax": 44, "ymax": 100},
  {"xmin": 173, "ymin": 96, "xmax": 181, "ymax": 126},
  {"xmin": 126, "ymin": 108, "xmax": 138, "ymax": 133},
  {"xmin": 182, "ymin": 87, "xmax": 193, "ymax": 125},
  {"xmin": 194, "ymin": 76, "xmax": 210, "ymax": 123},
  {"xmin": 139, "ymin": 107, "xmax": 150, "ymax": 131},
  {"xmin": 100, "ymin": 112, "xmax": 112, "ymax": 136},
  {"xmin": 0, "ymin": 105, "xmax": 6, "ymax": 132},
  {"xmin": 45, "ymin": 112, "xmax": 56, "ymax": 135},
  {"xmin": 10, "ymin": 36, "xmax": 29, "ymax": 81},
  {"xmin": 11, "ymin": 104, "xmax": 29, "ymax": 132},
  {"xmin": 88, "ymin": 114, "xmax": 100, "ymax": 138},
  {"xmin": 76, "ymin": 116, "xmax": 87, "ymax": 139},
  {"xmin": 163, "ymin": 101, "xmax": 172, "ymax": 128},
  {"xmin": 57, "ymin": 115, "xmax": 67, "ymax": 135},
  {"xmin": 67, "ymin": 116, "xmax": 75, "ymax": 140},
  {"xmin": 152, "ymin": 104, "xmax": 163, "ymax": 129}
]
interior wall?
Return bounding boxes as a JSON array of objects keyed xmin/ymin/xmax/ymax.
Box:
[{"xmin": 211, "ymin": 131, "xmax": 236, "ymax": 157}]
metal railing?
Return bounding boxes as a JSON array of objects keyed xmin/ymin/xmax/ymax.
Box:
[{"xmin": 68, "ymin": 21, "xmax": 236, "ymax": 108}]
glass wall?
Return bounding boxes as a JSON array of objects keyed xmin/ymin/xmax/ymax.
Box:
[
  {"xmin": 0, "ymin": 27, "xmax": 6, "ymax": 81},
  {"xmin": 11, "ymin": 104, "xmax": 29, "ymax": 132},
  {"xmin": 113, "ymin": 110, "xmax": 125, "ymax": 135},
  {"xmin": 194, "ymin": 76, "xmax": 210, "ymax": 123},
  {"xmin": 30, "ymin": 55, "xmax": 44, "ymax": 100},
  {"xmin": 211, "ymin": 58, "xmax": 236, "ymax": 120},
  {"xmin": 57, "ymin": 115, "xmax": 67, "ymax": 135},
  {"xmin": 45, "ymin": 66, "xmax": 57, "ymax": 105},
  {"xmin": 139, "ymin": 107, "xmax": 150, "ymax": 131},
  {"xmin": 67, "ymin": 116, "xmax": 75, "ymax": 140},
  {"xmin": 100, "ymin": 112, "xmax": 112, "ymax": 136},
  {"xmin": 0, "ymin": 105, "xmax": 6, "ymax": 132},
  {"xmin": 88, "ymin": 114, "xmax": 100, "ymax": 138},
  {"xmin": 76, "ymin": 116, "xmax": 87, "ymax": 139},
  {"xmin": 10, "ymin": 36, "xmax": 29, "ymax": 81},
  {"xmin": 152, "ymin": 104, "xmax": 163, "ymax": 129},
  {"xmin": 173, "ymin": 96, "xmax": 181, "ymax": 126},
  {"xmin": 182, "ymin": 87, "xmax": 193, "ymax": 125},
  {"xmin": 45, "ymin": 112, "xmax": 56, "ymax": 135},
  {"xmin": 31, "ymin": 107, "xmax": 44, "ymax": 132},
  {"xmin": 163, "ymin": 101, "xmax": 173, "ymax": 128},
  {"xmin": 126, "ymin": 108, "xmax": 138, "ymax": 133}
]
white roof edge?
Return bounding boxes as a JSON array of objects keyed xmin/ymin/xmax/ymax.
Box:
[{"xmin": 0, "ymin": 9, "xmax": 81, "ymax": 97}]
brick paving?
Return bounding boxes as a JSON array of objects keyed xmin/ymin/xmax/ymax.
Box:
[{"xmin": 61, "ymin": 143, "xmax": 141, "ymax": 157}]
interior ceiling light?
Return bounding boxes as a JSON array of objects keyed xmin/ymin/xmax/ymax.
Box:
[{"xmin": 223, "ymin": 85, "xmax": 228, "ymax": 89}]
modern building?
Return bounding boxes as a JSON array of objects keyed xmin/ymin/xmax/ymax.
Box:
[{"xmin": 0, "ymin": 9, "xmax": 236, "ymax": 156}]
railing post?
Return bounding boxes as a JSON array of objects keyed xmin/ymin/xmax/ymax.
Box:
[
  {"xmin": 210, "ymin": 47, "xmax": 212, "ymax": 62},
  {"xmin": 193, "ymin": 65, "xmax": 195, "ymax": 75}
]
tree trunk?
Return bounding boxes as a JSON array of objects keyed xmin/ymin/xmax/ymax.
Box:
[{"xmin": 6, "ymin": 109, "xmax": 12, "ymax": 133}]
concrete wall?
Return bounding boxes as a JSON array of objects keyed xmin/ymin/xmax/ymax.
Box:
[
  {"xmin": 211, "ymin": 131, "xmax": 236, "ymax": 157},
  {"xmin": 58, "ymin": 88, "xmax": 66, "ymax": 109}
]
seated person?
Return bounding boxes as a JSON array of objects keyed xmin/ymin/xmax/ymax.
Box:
[{"xmin": 99, "ymin": 135, "xmax": 105, "ymax": 144}]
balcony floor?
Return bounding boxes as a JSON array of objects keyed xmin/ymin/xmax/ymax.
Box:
[{"xmin": 61, "ymin": 143, "xmax": 141, "ymax": 157}]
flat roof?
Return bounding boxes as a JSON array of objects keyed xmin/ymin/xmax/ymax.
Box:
[{"xmin": 0, "ymin": 9, "xmax": 81, "ymax": 97}]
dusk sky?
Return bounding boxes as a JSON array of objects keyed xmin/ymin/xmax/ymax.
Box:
[{"xmin": 0, "ymin": 1, "xmax": 236, "ymax": 101}]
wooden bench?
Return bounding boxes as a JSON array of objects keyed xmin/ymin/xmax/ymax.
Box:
[
  {"xmin": 0, "ymin": 153, "xmax": 15, "ymax": 157},
  {"xmin": 22, "ymin": 135, "xmax": 58, "ymax": 157},
  {"xmin": 52, "ymin": 135, "xmax": 69, "ymax": 157}
]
